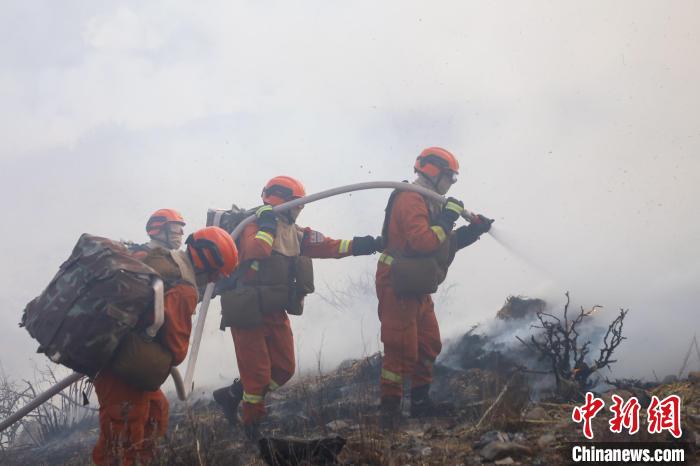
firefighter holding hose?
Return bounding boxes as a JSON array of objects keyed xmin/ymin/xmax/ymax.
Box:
[
  {"xmin": 376, "ymin": 147, "xmax": 493, "ymax": 428},
  {"xmin": 214, "ymin": 176, "xmax": 382, "ymax": 442}
]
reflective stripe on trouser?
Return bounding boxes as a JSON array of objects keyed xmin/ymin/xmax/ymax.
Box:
[
  {"xmin": 231, "ymin": 310, "xmax": 295, "ymax": 425},
  {"xmin": 268, "ymin": 380, "xmax": 281, "ymax": 391},
  {"xmin": 381, "ymin": 368, "xmax": 403, "ymax": 384},
  {"xmin": 377, "ymin": 285, "xmax": 442, "ymax": 398},
  {"xmin": 242, "ymin": 392, "xmax": 264, "ymax": 404}
]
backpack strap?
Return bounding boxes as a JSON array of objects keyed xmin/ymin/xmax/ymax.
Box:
[
  {"xmin": 169, "ymin": 250, "xmax": 197, "ymax": 289},
  {"xmin": 381, "ymin": 181, "xmax": 410, "ymax": 250},
  {"xmin": 145, "ymin": 278, "xmax": 165, "ymax": 337}
]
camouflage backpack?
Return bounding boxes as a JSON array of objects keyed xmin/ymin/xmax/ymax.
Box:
[
  {"xmin": 20, "ymin": 234, "xmax": 161, "ymax": 377},
  {"xmin": 121, "ymin": 240, "xmax": 152, "ymax": 259}
]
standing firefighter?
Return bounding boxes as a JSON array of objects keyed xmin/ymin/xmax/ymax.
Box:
[
  {"xmin": 214, "ymin": 176, "xmax": 381, "ymax": 442},
  {"xmin": 128, "ymin": 208, "xmax": 187, "ymax": 258},
  {"xmin": 376, "ymin": 147, "xmax": 492, "ymax": 428},
  {"xmin": 93, "ymin": 226, "xmax": 239, "ymax": 465}
]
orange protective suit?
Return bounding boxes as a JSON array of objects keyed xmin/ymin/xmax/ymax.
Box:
[
  {"xmin": 92, "ymin": 283, "xmax": 198, "ymax": 466},
  {"xmin": 376, "ymin": 190, "xmax": 446, "ymax": 399},
  {"xmin": 231, "ymin": 221, "xmax": 354, "ymax": 426}
]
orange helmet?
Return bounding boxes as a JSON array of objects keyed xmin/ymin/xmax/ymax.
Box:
[
  {"xmin": 146, "ymin": 209, "xmax": 186, "ymax": 237},
  {"xmin": 185, "ymin": 226, "xmax": 239, "ymax": 277},
  {"xmin": 414, "ymin": 147, "xmax": 460, "ymax": 178},
  {"xmin": 261, "ymin": 176, "xmax": 306, "ymax": 206}
]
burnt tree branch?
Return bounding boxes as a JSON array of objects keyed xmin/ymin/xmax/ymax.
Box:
[{"xmin": 517, "ymin": 292, "xmax": 628, "ymax": 399}]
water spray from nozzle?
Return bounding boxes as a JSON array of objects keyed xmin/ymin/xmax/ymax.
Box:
[{"xmin": 459, "ymin": 208, "xmax": 559, "ymax": 288}]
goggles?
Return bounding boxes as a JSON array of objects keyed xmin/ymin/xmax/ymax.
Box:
[
  {"xmin": 168, "ymin": 223, "xmax": 184, "ymax": 235},
  {"xmin": 418, "ymin": 154, "xmax": 458, "ymax": 183},
  {"xmin": 263, "ymin": 184, "xmax": 303, "ymax": 205}
]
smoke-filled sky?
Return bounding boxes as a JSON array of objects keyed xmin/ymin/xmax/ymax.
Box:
[{"xmin": 1, "ymin": 1, "xmax": 699, "ymax": 391}]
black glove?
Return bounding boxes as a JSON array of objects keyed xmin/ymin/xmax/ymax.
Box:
[
  {"xmin": 255, "ymin": 205, "xmax": 277, "ymax": 234},
  {"xmin": 471, "ymin": 214, "xmax": 494, "ymax": 235},
  {"xmin": 435, "ymin": 197, "xmax": 464, "ymax": 233},
  {"xmin": 351, "ymin": 235, "xmax": 383, "ymax": 256},
  {"xmin": 454, "ymin": 214, "xmax": 494, "ymax": 250}
]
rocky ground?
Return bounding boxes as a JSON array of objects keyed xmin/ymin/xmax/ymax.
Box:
[
  {"xmin": 3, "ymin": 354, "xmax": 699, "ymax": 465},
  {"xmin": 3, "ymin": 297, "xmax": 699, "ymax": 465}
]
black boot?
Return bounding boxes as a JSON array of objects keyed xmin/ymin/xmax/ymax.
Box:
[
  {"xmin": 410, "ymin": 384, "xmax": 453, "ymax": 418},
  {"xmin": 379, "ymin": 396, "xmax": 402, "ymax": 430},
  {"xmin": 213, "ymin": 378, "xmax": 243, "ymax": 426}
]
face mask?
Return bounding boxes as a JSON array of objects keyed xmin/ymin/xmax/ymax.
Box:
[
  {"xmin": 436, "ymin": 175, "xmax": 455, "ymax": 195},
  {"xmin": 166, "ymin": 223, "xmax": 184, "ymax": 249}
]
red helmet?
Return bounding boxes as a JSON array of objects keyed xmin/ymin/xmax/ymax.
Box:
[
  {"xmin": 414, "ymin": 147, "xmax": 459, "ymax": 178},
  {"xmin": 146, "ymin": 209, "xmax": 186, "ymax": 237},
  {"xmin": 185, "ymin": 226, "xmax": 239, "ymax": 277},
  {"xmin": 261, "ymin": 176, "xmax": 306, "ymax": 206}
]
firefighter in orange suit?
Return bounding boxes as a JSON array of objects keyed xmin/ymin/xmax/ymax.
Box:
[
  {"xmin": 213, "ymin": 176, "xmax": 381, "ymax": 442},
  {"xmin": 129, "ymin": 208, "xmax": 187, "ymax": 259},
  {"xmin": 93, "ymin": 226, "xmax": 239, "ymax": 465},
  {"xmin": 376, "ymin": 148, "xmax": 492, "ymax": 428}
]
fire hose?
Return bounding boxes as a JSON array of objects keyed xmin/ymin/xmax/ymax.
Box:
[
  {"xmin": 180, "ymin": 180, "xmax": 484, "ymax": 399},
  {"xmin": 0, "ymin": 180, "xmax": 487, "ymax": 432}
]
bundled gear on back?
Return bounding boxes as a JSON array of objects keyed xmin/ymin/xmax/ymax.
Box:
[
  {"xmin": 21, "ymin": 234, "xmax": 165, "ymax": 381},
  {"xmin": 20, "ymin": 227, "xmax": 238, "ymax": 391}
]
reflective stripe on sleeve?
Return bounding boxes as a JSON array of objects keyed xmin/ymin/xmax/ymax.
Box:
[
  {"xmin": 339, "ymin": 239, "xmax": 350, "ymax": 254},
  {"xmin": 381, "ymin": 368, "xmax": 403, "ymax": 384},
  {"xmin": 430, "ymin": 225, "xmax": 447, "ymax": 243},
  {"xmin": 268, "ymin": 380, "xmax": 280, "ymax": 392},
  {"xmin": 255, "ymin": 231, "xmax": 274, "ymax": 247},
  {"xmin": 378, "ymin": 253, "xmax": 394, "ymax": 266},
  {"xmin": 444, "ymin": 200, "xmax": 463, "ymax": 215},
  {"xmin": 242, "ymin": 392, "xmax": 264, "ymax": 404},
  {"xmin": 256, "ymin": 205, "xmax": 273, "ymax": 216}
]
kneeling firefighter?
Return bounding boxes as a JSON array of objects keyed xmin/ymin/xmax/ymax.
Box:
[
  {"xmin": 128, "ymin": 208, "xmax": 187, "ymax": 258},
  {"xmin": 376, "ymin": 147, "xmax": 493, "ymax": 428},
  {"xmin": 214, "ymin": 175, "xmax": 382, "ymax": 441},
  {"xmin": 93, "ymin": 226, "xmax": 238, "ymax": 466}
]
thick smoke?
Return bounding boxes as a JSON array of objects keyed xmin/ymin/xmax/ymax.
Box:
[{"xmin": 1, "ymin": 2, "xmax": 699, "ymax": 390}]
